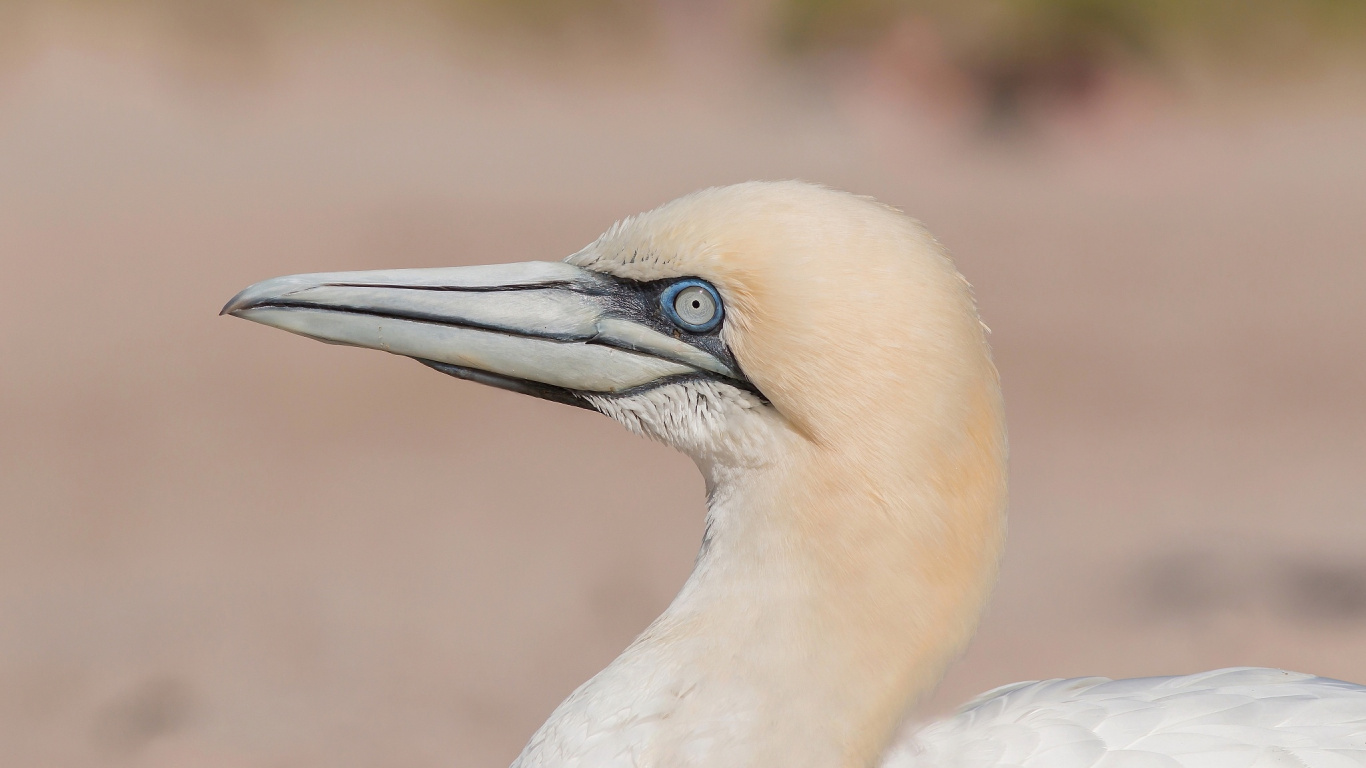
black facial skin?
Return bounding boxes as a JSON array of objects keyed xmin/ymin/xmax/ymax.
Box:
[{"xmin": 580, "ymin": 275, "xmax": 743, "ymax": 378}]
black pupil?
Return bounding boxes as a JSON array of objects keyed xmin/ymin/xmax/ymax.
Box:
[{"xmin": 691, "ymin": 300, "xmax": 701, "ymax": 308}]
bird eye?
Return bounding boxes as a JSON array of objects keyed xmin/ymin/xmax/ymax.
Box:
[{"xmin": 660, "ymin": 279, "xmax": 723, "ymax": 333}]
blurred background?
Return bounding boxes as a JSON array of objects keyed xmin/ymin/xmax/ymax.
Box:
[{"xmin": 1, "ymin": 0, "xmax": 1364, "ymax": 765}]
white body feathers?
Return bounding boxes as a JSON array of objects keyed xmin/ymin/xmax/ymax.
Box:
[{"xmin": 890, "ymin": 668, "xmax": 1366, "ymax": 768}]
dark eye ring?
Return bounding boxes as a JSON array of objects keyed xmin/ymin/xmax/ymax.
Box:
[{"xmin": 660, "ymin": 279, "xmax": 723, "ymax": 333}]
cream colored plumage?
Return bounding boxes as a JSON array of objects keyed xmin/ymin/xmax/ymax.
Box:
[{"xmin": 224, "ymin": 181, "xmax": 1366, "ymax": 768}]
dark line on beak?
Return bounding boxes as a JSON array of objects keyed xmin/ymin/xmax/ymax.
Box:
[
  {"xmin": 235, "ymin": 302, "xmax": 763, "ymax": 398},
  {"xmin": 418, "ymin": 361, "xmax": 768, "ymax": 413},
  {"xmin": 241, "ymin": 300, "xmax": 588, "ymax": 343},
  {"xmin": 416, "ymin": 360, "xmax": 595, "ymax": 410},
  {"xmin": 323, "ymin": 281, "xmax": 577, "ymax": 293}
]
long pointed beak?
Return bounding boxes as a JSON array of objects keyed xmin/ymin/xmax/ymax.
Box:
[{"xmin": 222, "ymin": 261, "xmax": 746, "ymax": 409}]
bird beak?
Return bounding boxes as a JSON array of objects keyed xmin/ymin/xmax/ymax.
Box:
[{"xmin": 222, "ymin": 261, "xmax": 745, "ymax": 410}]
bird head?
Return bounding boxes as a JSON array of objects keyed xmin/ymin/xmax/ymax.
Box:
[{"xmin": 224, "ymin": 181, "xmax": 1000, "ymax": 479}]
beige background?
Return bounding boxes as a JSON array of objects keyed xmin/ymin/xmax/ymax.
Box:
[{"xmin": 1, "ymin": 4, "xmax": 1364, "ymax": 766}]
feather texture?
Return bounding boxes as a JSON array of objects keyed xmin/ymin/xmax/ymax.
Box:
[{"xmin": 888, "ymin": 668, "xmax": 1366, "ymax": 768}]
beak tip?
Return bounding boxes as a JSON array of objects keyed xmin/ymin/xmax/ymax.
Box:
[
  {"xmin": 220, "ymin": 292, "xmax": 251, "ymax": 317},
  {"xmin": 223, "ymin": 274, "xmax": 305, "ymax": 318}
]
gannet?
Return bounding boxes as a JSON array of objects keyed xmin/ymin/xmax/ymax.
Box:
[{"xmin": 224, "ymin": 181, "xmax": 1366, "ymax": 768}]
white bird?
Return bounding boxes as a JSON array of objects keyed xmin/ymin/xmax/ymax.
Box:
[{"xmin": 224, "ymin": 181, "xmax": 1366, "ymax": 768}]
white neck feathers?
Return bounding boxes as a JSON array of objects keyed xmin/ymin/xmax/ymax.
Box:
[{"xmin": 517, "ymin": 371, "xmax": 1006, "ymax": 768}]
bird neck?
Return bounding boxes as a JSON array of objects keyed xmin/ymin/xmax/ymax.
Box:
[{"xmin": 514, "ymin": 374, "xmax": 1007, "ymax": 768}]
